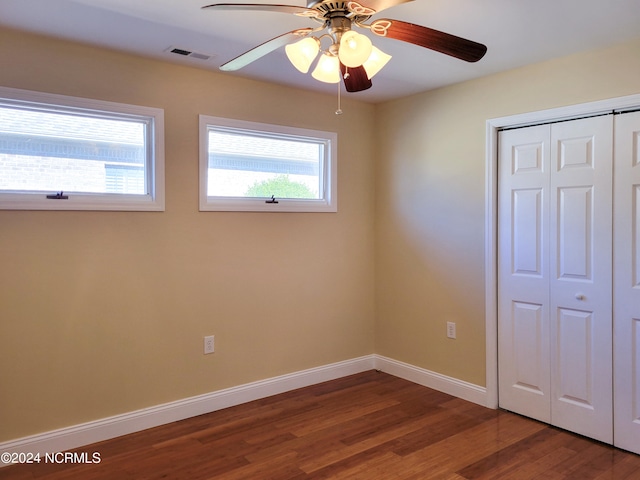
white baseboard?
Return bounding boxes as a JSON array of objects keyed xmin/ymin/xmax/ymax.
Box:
[
  {"xmin": 0, "ymin": 355, "xmax": 375, "ymax": 463},
  {"xmin": 373, "ymin": 355, "xmax": 488, "ymax": 407},
  {"xmin": 0, "ymin": 354, "xmax": 489, "ymax": 465}
]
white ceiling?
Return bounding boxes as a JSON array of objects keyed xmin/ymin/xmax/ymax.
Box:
[{"xmin": 1, "ymin": 0, "xmax": 640, "ymax": 103}]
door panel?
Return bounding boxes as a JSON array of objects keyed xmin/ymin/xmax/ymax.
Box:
[
  {"xmin": 632, "ymin": 319, "xmax": 640, "ymax": 419},
  {"xmin": 549, "ymin": 115, "xmax": 613, "ymax": 444},
  {"xmin": 498, "ymin": 124, "xmax": 551, "ymax": 423},
  {"xmin": 513, "ymin": 189, "xmax": 543, "ymax": 275},
  {"xmin": 557, "ymin": 186, "xmax": 592, "ymax": 279},
  {"xmin": 557, "ymin": 134, "xmax": 595, "ymax": 170},
  {"xmin": 614, "ymin": 111, "xmax": 640, "ymax": 454},
  {"xmin": 511, "ymin": 301, "xmax": 545, "ymax": 395},
  {"xmin": 556, "ymin": 307, "xmax": 594, "ymax": 407},
  {"xmin": 635, "ymin": 186, "xmax": 640, "ymax": 287}
]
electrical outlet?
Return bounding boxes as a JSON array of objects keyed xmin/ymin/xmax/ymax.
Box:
[
  {"xmin": 446, "ymin": 322, "xmax": 456, "ymax": 339},
  {"xmin": 204, "ymin": 335, "xmax": 215, "ymax": 354}
]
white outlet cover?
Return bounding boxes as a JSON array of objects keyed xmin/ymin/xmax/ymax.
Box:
[
  {"xmin": 204, "ymin": 335, "xmax": 215, "ymax": 354},
  {"xmin": 446, "ymin": 322, "xmax": 456, "ymax": 339}
]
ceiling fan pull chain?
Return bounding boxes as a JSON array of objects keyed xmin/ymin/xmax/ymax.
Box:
[{"xmin": 336, "ymin": 79, "xmax": 343, "ymax": 115}]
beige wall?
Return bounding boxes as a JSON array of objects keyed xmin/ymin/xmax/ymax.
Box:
[
  {"xmin": 0, "ymin": 27, "xmax": 376, "ymax": 441},
  {"xmin": 375, "ymin": 37, "xmax": 640, "ymax": 386},
  {"xmin": 3, "ymin": 22, "xmax": 640, "ymax": 444}
]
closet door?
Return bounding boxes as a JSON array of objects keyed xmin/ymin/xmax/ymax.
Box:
[
  {"xmin": 614, "ymin": 111, "xmax": 640, "ymax": 455},
  {"xmin": 498, "ymin": 124, "xmax": 551, "ymax": 423},
  {"xmin": 549, "ymin": 116, "xmax": 613, "ymax": 444},
  {"xmin": 498, "ymin": 115, "xmax": 613, "ymax": 444}
]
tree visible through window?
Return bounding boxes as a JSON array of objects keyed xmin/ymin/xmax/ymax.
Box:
[{"xmin": 245, "ymin": 175, "xmax": 316, "ymax": 199}]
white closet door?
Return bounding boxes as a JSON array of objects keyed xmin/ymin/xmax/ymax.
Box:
[
  {"xmin": 498, "ymin": 124, "xmax": 551, "ymax": 423},
  {"xmin": 614, "ymin": 111, "xmax": 640, "ymax": 455},
  {"xmin": 498, "ymin": 116, "xmax": 613, "ymax": 444},
  {"xmin": 549, "ymin": 116, "xmax": 613, "ymax": 444}
]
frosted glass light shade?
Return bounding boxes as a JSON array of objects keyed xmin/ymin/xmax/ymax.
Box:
[
  {"xmin": 362, "ymin": 46, "xmax": 391, "ymax": 79},
  {"xmin": 285, "ymin": 37, "xmax": 320, "ymax": 73},
  {"xmin": 338, "ymin": 31, "xmax": 373, "ymax": 68},
  {"xmin": 312, "ymin": 53, "xmax": 341, "ymax": 83}
]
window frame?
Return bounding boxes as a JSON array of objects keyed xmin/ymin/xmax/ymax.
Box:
[
  {"xmin": 199, "ymin": 115, "xmax": 337, "ymax": 212},
  {"xmin": 0, "ymin": 86, "xmax": 165, "ymax": 211}
]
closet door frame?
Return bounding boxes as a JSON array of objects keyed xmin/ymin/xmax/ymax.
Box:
[{"xmin": 485, "ymin": 93, "xmax": 640, "ymax": 412}]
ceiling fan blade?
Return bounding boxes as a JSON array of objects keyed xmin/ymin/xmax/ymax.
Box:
[
  {"xmin": 220, "ymin": 28, "xmax": 313, "ymax": 71},
  {"xmin": 340, "ymin": 63, "xmax": 372, "ymax": 92},
  {"xmin": 202, "ymin": 3, "xmax": 319, "ymax": 17},
  {"xmin": 370, "ymin": 19, "xmax": 487, "ymax": 62},
  {"xmin": 346, "ymin": 0, "xmax": 413, "ymax": 16}
]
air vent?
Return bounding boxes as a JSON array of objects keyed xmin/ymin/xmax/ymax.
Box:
[
  {"xmin": 170, "ymin": 48, "xmax": 191, "ymax": 56},
  {"xmin": 165, "ymin": 47, "xmax": 215, "ymax": 61}
]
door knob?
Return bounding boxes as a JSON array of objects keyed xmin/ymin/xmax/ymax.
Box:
[{"xmin": 575, "ymin": 294, "xmax": 585, "ymax": 300}]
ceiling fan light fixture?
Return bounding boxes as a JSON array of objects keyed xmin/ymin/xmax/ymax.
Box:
[
  {"xmin": 285, "ymin": 37, "xmax": 320, "ymax": 73},
  {"xmin": 204, "ymin": 0, "xmax": 488, "ymax": 95},
  {"xmin": 362, "ymin": 46, "xmax": 392, "ymax": 79},
  {"xmin": 338, "ymin": 30, "xmax": 373, "ymax": 68},
  {"xmin": 311, "ymin": 52, "xmax": 341, "ymax": 83}
]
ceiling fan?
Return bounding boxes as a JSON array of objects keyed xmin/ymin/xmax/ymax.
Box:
[{"xmin": 202, "ymin": 0, "xmax": 487, "ymax": 93}]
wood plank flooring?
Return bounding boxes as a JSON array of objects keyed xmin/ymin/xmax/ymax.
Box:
[{"xmin": 1, "ymin": 370, "xmax": 639, "ymax": 479}]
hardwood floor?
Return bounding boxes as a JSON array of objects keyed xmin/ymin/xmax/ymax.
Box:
[{"xmin": 2, "ymin": 370, "xmax": 639, "ymax": 479}]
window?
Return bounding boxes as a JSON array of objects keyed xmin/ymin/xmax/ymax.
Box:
[
  {"xmin": 0, "ymin": 86, "xmax": 164, "ymax": 211},
  {"xmin": 199, "ymin": 115, "xmax": 337, "ymax": 212}
]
